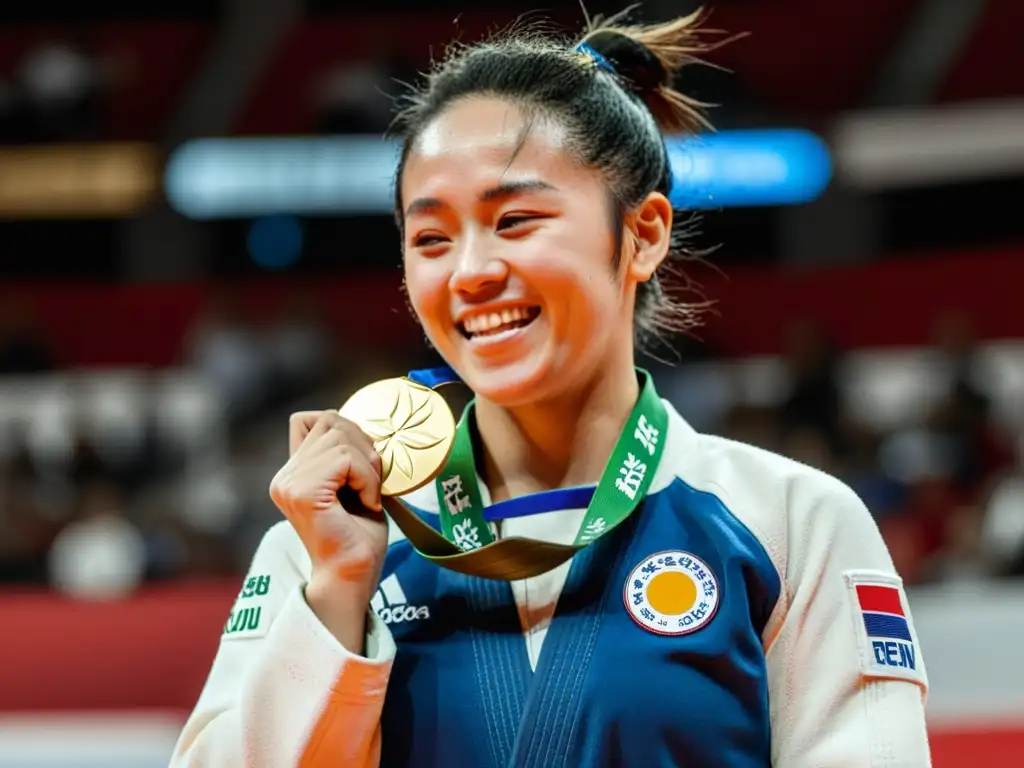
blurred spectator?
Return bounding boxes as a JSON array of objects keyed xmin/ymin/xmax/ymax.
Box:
[
  {"xmin": 184, "ymin": 290, "xmax": 339, "ymax": 426},
  {"xmin": 781, "ymin": 425, "xmax": 835, "ymax": 475},
  {"xmin": 931, "ymin": 311, "xmax": 986, "ymax": 395},
  {"xmin": 778, "ymin": 319, "xmax": 845, "ymax": 456},
  {"xmin": 0, "ymin": 298, "xmax": 54, "ymax": 374},
  {"xmin": 263, "ymin": 291, "xmax": 333, "ymax": 404},
  {"xmin": 843, "ymin": 427, "xmax": 907, "ymax": 522},
  {"xmin": 0, "ymin": 36, "xmax": 110, "ymax": 144},
  {"xmin": 0, "ymin": 447, "xmax": 59, "ymax": 583},
  {"xmin": 981, "ymin": 475, "xmax": 1024, "ymax": 578},
  {"xmin": 184, "ymin": 293, "xmax": 273, "ymax": 425},
  {"xmin": 133, "ymin": 494, "xmax": 194, "ymax": 582},
  {"xmin": 722, "ymin": 404, "xmax": 780, "ymax": 455},
  {"xmin": 314, "ymin": 39, "xmax": 418, "ymax": 134},
  {"xmin": 48, "ymin": 480, "xmax": 146, "ymax": 600},
  {"xmin": 928, "ymin": 312, "xmax": 1015, "ymax": 494}
]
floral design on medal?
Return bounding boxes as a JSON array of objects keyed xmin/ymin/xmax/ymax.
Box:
[
  {"xmin": 339, "ymin": 379, "xmax": 456, "ymax": 496},
  {"xmin": 364, "ymin": 385, "xmax": 443, "ymax": 481}
]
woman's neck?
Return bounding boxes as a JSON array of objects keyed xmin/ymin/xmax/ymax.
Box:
[{"xmin": 474, "ymin": 361, "xmax": 640, "ymax": 502}]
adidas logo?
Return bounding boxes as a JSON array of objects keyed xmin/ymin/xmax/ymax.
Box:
[{"xmin": 371, "ymin": 574, "xmax": 431, "ymax": 625}]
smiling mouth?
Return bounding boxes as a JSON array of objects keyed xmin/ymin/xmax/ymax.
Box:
[{"xmin": 459, "ymin": 306, "xmax": 542, "ymax": 339}]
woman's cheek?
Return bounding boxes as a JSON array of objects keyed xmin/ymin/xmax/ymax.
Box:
[{"xmin": 406, "ymin": 272, "xmax": 457, "ymax": 359}]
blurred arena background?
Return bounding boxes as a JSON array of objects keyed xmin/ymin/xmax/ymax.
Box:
[{"xmin": 1, "ymin": 0, "xmax": 1022, "ymax": 766}]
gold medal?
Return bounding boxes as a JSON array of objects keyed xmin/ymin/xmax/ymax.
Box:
[{"xmin": 339, "ymin": 378, "xmax": 456, "ymax": 497}]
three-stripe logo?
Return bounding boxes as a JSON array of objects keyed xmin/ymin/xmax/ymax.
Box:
[{"xmin": 371, "ymin": 574, "xmax": 431, "ymax": 625}]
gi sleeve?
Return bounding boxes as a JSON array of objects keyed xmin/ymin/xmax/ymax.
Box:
[
  {"xmin": 170, "ymin": 521, "xmax": 396, "ymax": 768},
  {"xmin": 765, "ymin": 477, "xmax": 932, "ymax": 767}
]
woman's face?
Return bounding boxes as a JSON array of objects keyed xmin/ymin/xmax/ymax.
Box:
[{"xmin": 401, "ymin": 97, "xmax": 665, "ymax": 406}]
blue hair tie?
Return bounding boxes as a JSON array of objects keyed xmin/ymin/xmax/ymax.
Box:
[{"xmin": 574, "ymin": 42, "xmax": 616, "ymax": 74}]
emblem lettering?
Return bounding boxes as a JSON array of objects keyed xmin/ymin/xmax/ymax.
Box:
[
  {"xmin": 223, "ymin": 606, "xmax": 262, "ymax": 636},
  {"xmin": 240, "ymin": 574, "xmax": 271, "ymax": 599},
  {"xmin": 452, "ymin": 518, "xmax": 483, "ymax": 551},
  {"xmin": 578, "ymin": 517, "xmax": 607, "ymax": 543},
  {"xmin": 624, "ymin": 550, "xmax": 721, "ymax": 637},
  {"xmin": 378, "ymin": 605, "xmax": 431, "ymax": 624},
  {"xmin": 872, "ymin": 640, "xmax": 916, "ymax": 670},
  {"xmin": 634, "ymin": 414, "xmax": 660, "ymax": 456},
  {"xmin": 615, "ymin": 452, "xmax": 646, "ymax": 500},
  {"xmin": 441, "ymin": 476, "xmax": 472, "ymax": 516}
]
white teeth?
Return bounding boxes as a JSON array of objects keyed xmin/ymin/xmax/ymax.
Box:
[{"xmin": 462, "ymin": 306, "xmax": 536, "ymax": 336}]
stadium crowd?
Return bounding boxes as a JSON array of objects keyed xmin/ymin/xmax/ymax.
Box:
[{"xmin": 1, "ymin": 294, "xmax": 1020, "ymax": 596}]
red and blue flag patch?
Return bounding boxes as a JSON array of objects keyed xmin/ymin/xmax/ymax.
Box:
[
  {"xmin": 844, "ymin": 572, "xmax": 928, "ymax": 688},
  {"xmin": 856, "ymin": 584, "xmax": 913, "ymax": 642}
]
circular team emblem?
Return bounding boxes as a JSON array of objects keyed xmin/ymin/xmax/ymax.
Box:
[{"xmin": 623, "ymin": 550, "xmax": 720, "ymax": 636}]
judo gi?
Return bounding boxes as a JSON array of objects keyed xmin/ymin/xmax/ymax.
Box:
[{"xmin": 172, "ymin": 400, "xmax": 931, "ymax": 767}]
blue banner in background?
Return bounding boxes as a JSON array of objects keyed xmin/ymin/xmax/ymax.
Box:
[
  {"xmin": 666, "ymin": 129, "xmax": 832, "ymax": 209},
  {"xmin": 165, "ymin": 130, "xmax": 832, "ymax": 220}
]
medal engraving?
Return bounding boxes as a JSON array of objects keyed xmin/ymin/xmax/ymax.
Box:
[{"xmin": 339, "ymin": 378, "xmax": 456, "ymax": 496}]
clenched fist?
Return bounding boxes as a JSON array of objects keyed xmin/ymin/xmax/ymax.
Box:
[{"xmin": 269, "ymin": 411, "xmax": 390, "ymax": 612}]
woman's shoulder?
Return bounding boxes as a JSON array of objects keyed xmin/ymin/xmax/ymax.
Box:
[
  {"xmin": 662, "ymin": 403, "xmax": 861, "ymax": 516},
  {"xmin": 717, "ymin": 432, "xmax": 883, "ymax": 562},
  {"xmin": 695, "ymin": 429, "xmax": 857, "ymax": 506},
  {"xmin": 662, "ymin": 407, "xmax": 880, "ymax": 576}
]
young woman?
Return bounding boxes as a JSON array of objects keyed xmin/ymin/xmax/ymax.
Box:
[{"xmin": 171, "ymin": 10, "xmax": 932, "ymax": 767}]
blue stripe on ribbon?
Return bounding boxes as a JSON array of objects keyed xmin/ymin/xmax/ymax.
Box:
[
  {"xmin": 863, "ymin": 612, "xmax": 913, "ymax": 642},
  {"xmin": 407, "ymin": 366, "xmax": 461, "ymax": 388},
  {"xmin": 403, "ymin": 368, "xmax": 599, "ymax": 522},
  {"xmin": 403, "ymin": 486, "xmax": 596, "ymax": 523},
  {"xmin": 483, "ymin": 486, "xmax": 596, "ymax": 521}
]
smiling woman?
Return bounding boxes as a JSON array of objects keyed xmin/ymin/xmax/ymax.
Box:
[
  {"xmin": 394, "ymin": 15, "xmax": 710, "ymax": 365},
  {"xmin": 171, "ymin": 7, "xmax": 933, "ymax": 768},
  {"xmin": 399, "ymin": 96, "xmax": 666, "ymax": 412}
]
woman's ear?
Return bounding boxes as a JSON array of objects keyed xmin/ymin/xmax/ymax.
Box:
[{"xmin": 624, "ymin": 191, "xmax": 672, "ymax": 283}]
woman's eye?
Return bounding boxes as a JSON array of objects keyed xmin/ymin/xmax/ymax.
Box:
[
  {"xmin": 496, "ymin": 215, "xmax": 539, "ymax": 231},
  {"xmin": 413, "ymin": 234, "xmax": 447, "ymax": 247}
]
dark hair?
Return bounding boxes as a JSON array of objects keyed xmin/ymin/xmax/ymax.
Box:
[{"xmin": 393, "ymin": 8, "xmax": 720, "ymax": 352}]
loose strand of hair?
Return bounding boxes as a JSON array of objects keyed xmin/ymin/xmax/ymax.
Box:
[{"xmin": 585, "ymin": 7, "xmax": 742, "ymax": 134}]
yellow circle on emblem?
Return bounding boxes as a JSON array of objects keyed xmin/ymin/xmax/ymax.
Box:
[
  {"xmin": 339, "ymin": 378, "xmax": 456, "ymax": 497},
  {"xmin": 623, "ymin": 550, "xmax": 721, "ymax": 636},
  {"xmin": 646, "ymin": 571, "xmax": 697, "ymax": 616}
]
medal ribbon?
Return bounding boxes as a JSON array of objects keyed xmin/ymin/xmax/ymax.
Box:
[{"xmin": 381, "ymin": 370, "xmax": 668, "ymax": 580}]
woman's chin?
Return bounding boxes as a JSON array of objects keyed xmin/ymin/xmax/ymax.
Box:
[{"xmin": 458, "ymin": 351, "xmax": 556, "ymax": 408}]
